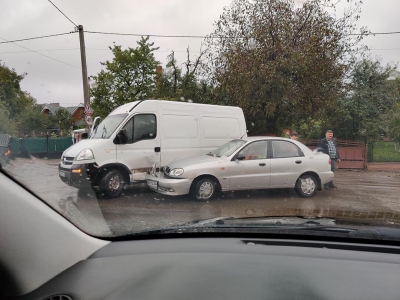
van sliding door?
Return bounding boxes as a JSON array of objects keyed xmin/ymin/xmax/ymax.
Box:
[{"xmin": 160, "ymin": 114, "xmax": 201, "ymax": 167}]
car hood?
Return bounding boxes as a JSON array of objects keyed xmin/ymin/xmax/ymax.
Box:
[
  {"xmin": 62, "ymin": 139, "xmax": 106, "ymax": 158},
  {"xmin": 168, "ymin": 155, "xmax": 227, "ymax": 169}
]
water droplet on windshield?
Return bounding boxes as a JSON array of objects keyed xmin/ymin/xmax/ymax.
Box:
[{"xmin": 246, "ymin": 209, "xmax": 255, "ymax": 215}]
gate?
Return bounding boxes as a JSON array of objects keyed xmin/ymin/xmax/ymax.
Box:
[{"xmin": 304, "ymin": 139, "xmax": 366, "ymax": 169}]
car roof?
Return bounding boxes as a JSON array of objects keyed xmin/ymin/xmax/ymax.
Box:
[
  {"xmin": 242, "ymin": 136, "xmax": 311, "ymax": 152},
  {"xmin": 243, "ymin": 136, "xmax": 292, "ymax": 142}
]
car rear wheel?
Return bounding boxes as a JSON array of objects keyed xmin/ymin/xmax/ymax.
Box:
[
  {"xmin": 295, "ymin": 174, "xmax": 317, "ymax": 198},
  {"xmin": 100, "ymin": 169, "xmax": 125, "ymax": 198},
  {"xmin": 193, "ymin": 178, "xmax": 216, "ymax": 201}
]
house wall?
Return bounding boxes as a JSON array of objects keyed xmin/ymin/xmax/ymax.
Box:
[{"xmin": 72, "ymin": 107, "xmax": 84, "ymax": 122}]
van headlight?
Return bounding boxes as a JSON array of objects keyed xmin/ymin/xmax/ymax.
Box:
[
  {"xmin": 169, "ymin": 168, "xmax": 184, "ymax": 176},
  {"xmin": 75, "ymin": 149, "xmax": 94, "ymax": 161}
]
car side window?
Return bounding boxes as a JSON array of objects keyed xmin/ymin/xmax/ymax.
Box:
[
  {"xmin": 272, "ymin": 140, "xmax": 303, "ymax": 158},
  {"xmin": 238, "ymin": 141, "xmax": 268, "ymax": 160},
  {"xmin": 122, "ymin": 114, "xmax": 156, "ymax": 143}
]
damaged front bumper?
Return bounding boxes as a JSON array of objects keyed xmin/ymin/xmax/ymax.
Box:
[{"xmin": 145, "ymin": 172, "xmax": 192, "ymax": 196}]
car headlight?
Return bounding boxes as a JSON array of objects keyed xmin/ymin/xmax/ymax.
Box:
[
  {"xmin": 75, "ymin": 149, "xmax": 94, "ymax": 161},
  {"xmin": 169, "ymin": 168, "xmax": 184, "ymax": 176}
]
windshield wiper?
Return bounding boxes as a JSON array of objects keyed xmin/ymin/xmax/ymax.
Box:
[{"xmin": 132, "ymin": 216, "xmax": 400, "ymax": 241}]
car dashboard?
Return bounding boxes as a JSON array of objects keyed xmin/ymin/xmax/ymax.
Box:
[{"xmin": 12, "ymin": 236, "xmax": 400, "ymax": 300}]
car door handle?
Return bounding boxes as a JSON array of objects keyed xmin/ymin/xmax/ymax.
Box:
[
  {"xmin": 295, "ymin": 160, "xmax": 302, "ymax": 164},
  {"xmin": 154, "ymin": 147, "xmax": 161, "ymax": 153},
  {"xmin": 259, "ymin": 163, "xmax": 266, "ymax": 166}
]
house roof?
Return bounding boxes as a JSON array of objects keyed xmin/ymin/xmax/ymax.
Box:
[{"xmin": 41, "ymin": 103, "xmax": 84, "ymax": 115}]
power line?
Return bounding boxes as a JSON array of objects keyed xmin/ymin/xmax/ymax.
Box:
[
  {"xmin": 85, "ymin": 30, "xmax": 210, "ymax": 38},
  {"xmin": 369, "ymin": 48, "xmax": 400, "ymax": 51},
  {"xmin": 0, "ymin": 32, "xmax": 76, "ymax": 44},
  {"xmin": 0, "ymin": 36, "xmax": 81, "ymax": 69},
  {"xmin": 0, "ymin": 48, "xmax": 200, "ymax": 54},
  {"xmin": 0, "ymin": 48, "xmax": 80, "ymax": 54},
  {"xmin": 48, "ymin": 0, "xmax": 78, "ymax": 27},
  {"xmin": 87, "ymin": 30, "xmax": 400, "ymax": 38},
  {"xmin": 349, "ymin": 31, "xmax": 400, "ymax": 36},
  {"xmin": 1, "ymin": 29, "xmax": 400, "ymax": 46}
]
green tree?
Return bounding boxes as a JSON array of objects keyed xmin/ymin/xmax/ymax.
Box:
[
  {"xmin": 387, "ymin": 103, "xmax": 400, "ymax": 143},
  {"xmin": 155, "ymin": 48, "xmax": 210, "ymax": 103},
  {"xmin": 337, "ymin": 58, "xmax": 400, "ymax": 140},
  {"xmin": 47, "ymin": 107, "xmax": 74, "ymax": 135},
  {"xmin": 0, "ymin": 100, "xmax": 16, "ymax": 135},
  {"xmin": 90, "ymin": 37, "xmax": 160, "ymax": 119},
  {"xmin": 0, "ymin": 62, "xmax": 35, "ymax": 119},
  {"xmin": 16, "ymin": 105, "xmax": 49, "ymax": 137},
  {"xmin": 202, "ymin": 0, "xmax": 367, "ymax": 135}
]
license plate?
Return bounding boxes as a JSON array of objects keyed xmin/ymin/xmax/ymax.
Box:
[
  {"xmin": 59, "ymin": 171, "xmax": 66, "ymax": 177},
  {"xmin": 147, "ymin": 180, "xmax": 158, "ymax": 189}
]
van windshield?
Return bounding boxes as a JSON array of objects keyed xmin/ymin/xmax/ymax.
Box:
[
  {"xmin": 208, "ymin": 139, "xmax": 246, "ymax": 157},
  {"xmin": 91, "ymin": 113, "xmax": 128, "ymax": 139}
]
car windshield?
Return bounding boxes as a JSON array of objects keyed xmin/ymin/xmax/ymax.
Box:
[
  {"xmin": 91, "ymin": 113, "xmax": 127, "ymax": 139},
  {"xmin": 1, "ymin": 0, "xmax": 400, "ymax": 241},
  {"xmin": 208, "ymin": 140, "xmax": 246, "ymax": 157}
]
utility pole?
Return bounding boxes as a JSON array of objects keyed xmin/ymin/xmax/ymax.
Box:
[{"xmin": 78, "ymin": 25, "xmax": 92, "ymax": 133}]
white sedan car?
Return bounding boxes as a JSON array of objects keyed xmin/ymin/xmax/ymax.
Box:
[{"xmin": 146, "ymin": 137, "xmax": 333, "ymax": 200}]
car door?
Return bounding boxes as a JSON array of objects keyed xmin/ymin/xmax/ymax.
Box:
[
  {"xmin": 116, "ymin": 114, "xmax": 161, "ymax": 180},
  {"xmin": 270, "ymin": 140, "xmax": 306, "ymax": 188},
  {"xmin": 228, "ymin": 141, "xmax": 271, "ymax": 190}
]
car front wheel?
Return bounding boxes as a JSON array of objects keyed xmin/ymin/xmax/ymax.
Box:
[
  {"xmin": 193, "ymin": 178, "xmax": 216, "ymax": 201},
  {"xmin": 295, "ymin": 175, "xmax": 317, "ymax": 198},
  {"xmin": 100, "ymin": 169, "xmax": 125, "ymax": 198}
]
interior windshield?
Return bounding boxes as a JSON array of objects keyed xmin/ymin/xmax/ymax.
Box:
[
  {"xmin": 1, "ymin": 0, "xmax": 400, "ymax": 241},
  {"xmin": 209, "ymin": 140, "xmax": 247, "ymax": 157},
  {"xmin": 91, "ymin": 114, "xmax": 127, "ymax": 139}
]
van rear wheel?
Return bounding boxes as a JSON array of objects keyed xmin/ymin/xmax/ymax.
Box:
[{"xmin": 100, "ymin": 169, "xmax": 125, "ymax": 198}]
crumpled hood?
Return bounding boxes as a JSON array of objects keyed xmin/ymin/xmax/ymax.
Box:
[
  {"xmin": 62, "ymin": 139, "xmax": 106, "ymax": 158},
  {"xmin": 168, "ymin": 155, "xmax": 226, "ymax": 169}
]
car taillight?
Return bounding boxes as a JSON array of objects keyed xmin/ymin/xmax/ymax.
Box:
[{"xmin": 329, "ymin": 158, "xmax": 331, "ymax": 165}]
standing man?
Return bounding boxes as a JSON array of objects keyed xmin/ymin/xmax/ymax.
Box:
[
  {"xmin": 317, "ymin": 130, "xmax": 341, "ymax": 189},
  {"xmin": 290, "ymin": 132, "xmax": 299, "ymax": 140}
]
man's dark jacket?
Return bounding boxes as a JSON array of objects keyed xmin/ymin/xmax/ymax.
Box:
[{"xmin": 317, "ymin": 138, "xmax": 340, "ymax": 160}]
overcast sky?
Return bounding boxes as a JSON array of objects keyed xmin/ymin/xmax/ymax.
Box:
[{"xmin": 1, "ymin": 0, "xmax": 399, "ymax": 107}]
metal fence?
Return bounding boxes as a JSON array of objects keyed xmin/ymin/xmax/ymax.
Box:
[
  {"xmin": 304, "ymin": 139, "xmax": 367, "ymax": 169},
  {"xmin": 367, "ymin": 141, "xmax": 400, "ymax": 162},
  {"xmin": 9, "ymin": 137, "xmax": 73, "ymax": 155}
]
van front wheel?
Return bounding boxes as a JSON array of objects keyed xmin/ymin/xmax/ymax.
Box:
[{"xmin": 100, "ymin": 169, "xmax": 125, "ymax": 198}]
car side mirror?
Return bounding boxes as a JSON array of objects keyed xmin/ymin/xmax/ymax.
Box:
[
  {"xmin": 113, "ymin": 129, "xmax": 128, "ymax": 144},
  {"xmin": 236, "ymin": 152, "xmax": 245, "ymax": 161}
]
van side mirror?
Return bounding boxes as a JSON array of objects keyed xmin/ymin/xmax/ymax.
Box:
[{"xmin": 114, "ymin": 129, "xmax": 128, "ymax": 144}]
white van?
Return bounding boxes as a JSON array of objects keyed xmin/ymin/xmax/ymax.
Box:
[{"xmin": 59, "ymin": 99, "xmax": 247, "ymax": 197}]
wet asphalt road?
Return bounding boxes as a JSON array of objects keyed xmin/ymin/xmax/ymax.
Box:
[{"xmin": 3, "ymin": 157, "xmax": 400, "ymax": 237}]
